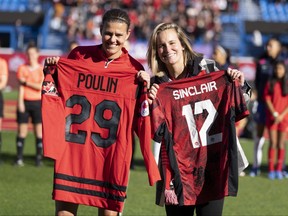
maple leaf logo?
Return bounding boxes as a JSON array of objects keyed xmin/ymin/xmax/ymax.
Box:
[
  {"xmin": 141, "ymin": 100, "xmax": 149, "ymax": 117},
  {"xmin": 42, "ymin": 81, "xmax": 59, "ymax": 96}
]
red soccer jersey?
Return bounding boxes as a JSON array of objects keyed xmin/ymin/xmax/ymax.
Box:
[
  {"xmin": 151, "ymin": 71, "xmax": 249, "ymax": 205},
  {"xmin": 264, "ymin": 81, "xmax": 288, "ymax": 130},
  {"xmin": 42, "ymin": 57, "xmax": 160, "ymax": 212}
]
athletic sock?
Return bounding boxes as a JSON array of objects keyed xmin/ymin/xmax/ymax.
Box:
[
  {"xmin": 282, "ymin": 148, "xmax": 286, "ymax": 171},
  {"xmin": 276, "ymin": 148, "xmax": 285, "ymax": 171},
  {"xmin": 16, "ymin": 137, "xmax": 25, "ymax": 161},
  {"xmin": 36, "ymin": 137, "xmax": 43, "ymax": 162},
  {"xmin": 268, "ymin": 147, "xmax": 275, "ymax": 172}
]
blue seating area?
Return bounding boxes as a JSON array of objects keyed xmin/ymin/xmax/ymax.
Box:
[
  {"xmin": 220, "ymin": 0, "xmax": 288, "ymax": 23},
  {"xmin": 0, "ymin": 0, "xmax": 41, "ymax": 12},
  {"xmin": 0, "ymin": 0, "xmax": 49, "ymax": 50},
  {"xmin": 259, "ymin": 0, "xmax": 288, "ymax": 22},
  {"xmin": 220, "ymin": 14, "xmax": 240, "ymax": 24}
]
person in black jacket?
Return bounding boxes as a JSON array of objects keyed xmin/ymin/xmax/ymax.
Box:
[
  {"xmin": 250, "ymin": 37, "xmax": 283, "ymax": 177},
  {"xmin": 144, "ymin": 22, "xmax": 251, "ymax": 216}
]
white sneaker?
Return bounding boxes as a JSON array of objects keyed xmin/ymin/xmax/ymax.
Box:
[
  {"xmin": 239, "ymin": 171, "xmax": 246, "ymax": 177},
  {"xmin": 15, "ymin": 159, "xmax": 24, "ymax": 167}
]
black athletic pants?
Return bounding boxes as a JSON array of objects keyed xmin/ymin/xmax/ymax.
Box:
[{"xmin": 165, "ymin": 198, "xmax": 224, "ymax": 216}]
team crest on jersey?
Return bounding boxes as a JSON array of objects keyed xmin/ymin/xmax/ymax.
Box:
[
  {"xmin": 141, "ymin": 100, "xmax": 149, "ymax": 117},
  {"xmin": 42, "ymin": 81, "xmax": 59, "ymax": 96}
]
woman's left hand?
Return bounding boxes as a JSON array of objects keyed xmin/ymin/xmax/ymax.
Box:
[
  {"xmin": 227, "ymin": 68, "xmax": 245, "ymax": 86},
  {"xmin": 137, "ymin": 70, "xmax": 150, "ymax": 88}
]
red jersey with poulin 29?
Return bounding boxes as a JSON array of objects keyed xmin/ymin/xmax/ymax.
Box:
[
  {"xmin": 151, "ymin": 71, "xmax": 249, "ymax": 206},
  {"xmin": 41, "ymin": 54, "xmax": 160, "ymax": 212}
]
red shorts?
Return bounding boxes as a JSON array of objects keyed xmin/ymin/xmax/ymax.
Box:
[{"xmin": 266, "ymin": 117, "xmax": 288, "ymax": 132}]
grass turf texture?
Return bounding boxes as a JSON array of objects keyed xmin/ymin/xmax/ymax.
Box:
[
  {"xmin": 1, "ymin": 91, "xmax": 287, "ymax": 215},
  {"xmin": 1, "ymin": 134, "xmax": 288, "ymax": 215}
]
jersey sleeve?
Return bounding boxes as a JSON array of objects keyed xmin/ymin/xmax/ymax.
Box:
[
  {"xmin": 151, "ymin": 97, "xmax": 166, "ymax": 142},
  {"xmin": 233, "ymin": 80, "xmax": 250, "ymax": 122},
  {"xmin": 134, "ymin": 82, "xmax": 161, "ymax": 186},
  {"xmin": 41, "ymin": 66, "xmax": 66, "ymax": 160}
]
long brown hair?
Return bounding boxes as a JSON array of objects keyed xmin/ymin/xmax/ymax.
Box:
[{"xmin": 147, "ymin": 23, "xmax": 200, "ymax": 76}]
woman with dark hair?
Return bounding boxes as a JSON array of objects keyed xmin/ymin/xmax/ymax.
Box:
[
  {"xmin": 212, "ymin": 45, "xmax": 247, "ymax": 134},
  {"xmin": 250, "ymin": 37, "xmax": 283, "ymax": 177},
  {"xmin": 15, "ymin": 41, "xmax": 44, "ymax": 167},
  {"xmin": 44, "ymin": 8, "xmax": 158, "ymax": 216},
  {"xmin": 264, "ymin": 60, "xmax": 288, "ymax": 180},
  {"xmin": 212, "ymin": 45, "xmax": 233, "ymax": 70}
]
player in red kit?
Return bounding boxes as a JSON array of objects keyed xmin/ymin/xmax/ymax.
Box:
[
  {"xmin": 264, "ymin": 60, "xmax": 288, "ymax": 180},
  {"xmin": 43, "ymin": 9, "xmax": 159, "ymax": 216},
  {"xmin": 144, "ymin": 23, "xmax": 251, "ymax": 216}
]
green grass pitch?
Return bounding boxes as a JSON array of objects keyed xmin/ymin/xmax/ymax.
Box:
[
  {"xmin": 1, "ymin": 90, "xmax": 287, "ymax": 216},
  {"xmin": 1, "ymin": 132, "xmax": 288, "ymax": 215}
]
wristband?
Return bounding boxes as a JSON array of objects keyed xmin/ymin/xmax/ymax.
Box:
[
  {"xmin": 273, "ymin": 112, "xmax": 279, "ymax": 118},
  {"xmin": 20, "ymin": 80, "xmax": 27, "ymax": 86}
]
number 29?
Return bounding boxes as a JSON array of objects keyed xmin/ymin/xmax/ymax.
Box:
[{"xmin": 65, "ymin": 95, "xmax": 121, "ymax": 148}]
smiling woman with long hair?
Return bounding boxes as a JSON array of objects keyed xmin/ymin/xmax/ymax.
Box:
[{"xmin": 146, "ymin": 22, "xmax": 251, "ymax": 216}]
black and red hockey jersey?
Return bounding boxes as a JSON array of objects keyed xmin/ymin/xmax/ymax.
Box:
[
  {"xmin": 41, "ymin": 57, "xmax": 160, "ymax": 212},
  {"xmin": 151, "ymin": 71, "xmax": 249, "ymax": 206}
]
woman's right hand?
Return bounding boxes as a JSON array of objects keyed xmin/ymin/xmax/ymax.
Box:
[
  {"xmin": 44, "ymin": 57, "xmax": 60, "ymax": 67},
  {"xmin": 227, "ymin": 68, "xmax": 245, "ymax": 86},
  {"xmin": 148, "ymin": 83, "xmax": 159, "ymax": 104}
]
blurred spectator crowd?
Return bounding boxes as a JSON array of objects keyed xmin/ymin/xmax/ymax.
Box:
[{"xmin": 50, "ymin": 0, "xmax": 240, "ymax": 46}]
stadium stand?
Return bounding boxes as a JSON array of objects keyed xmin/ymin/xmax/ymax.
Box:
[{"xmin": 0, "ymin": 1, "xmax": 287, "ymax": 57}]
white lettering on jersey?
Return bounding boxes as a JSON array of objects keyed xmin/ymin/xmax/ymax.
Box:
[{"xmin": 173, "ymin": 81, "xmax": 217, "ymax": 100}]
